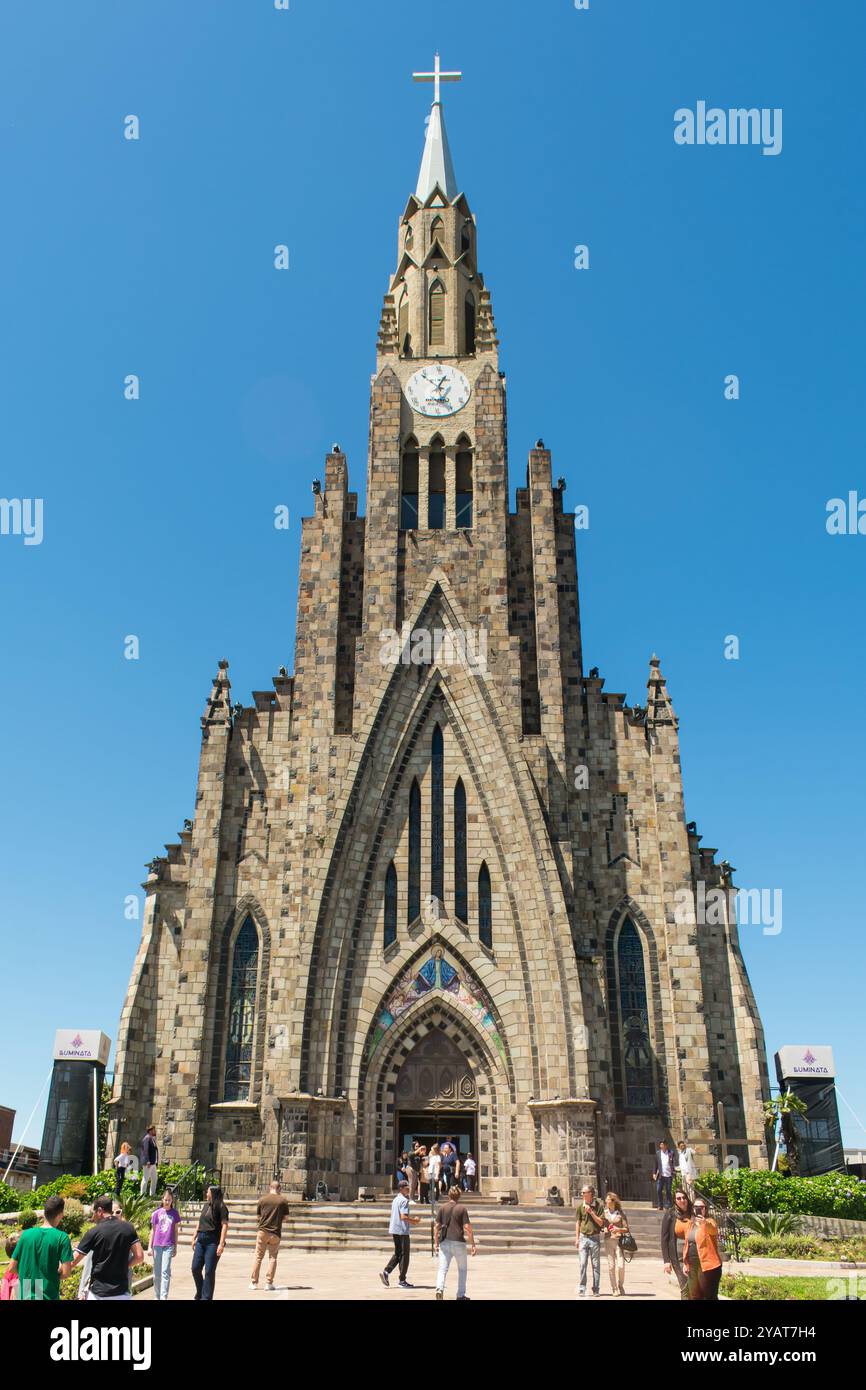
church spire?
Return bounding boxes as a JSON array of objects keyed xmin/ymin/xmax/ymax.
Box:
[{"xmin": 413, "ymin": 53, "xmax": 461, "ymax": 201}]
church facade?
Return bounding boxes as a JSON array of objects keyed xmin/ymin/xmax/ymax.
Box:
[{"xmin": 108, "ymin": 72, "xmax": 770, "ymax": 1200}]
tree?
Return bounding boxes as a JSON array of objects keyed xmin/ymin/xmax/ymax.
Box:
[
  {"xmin": 763, "ymin": 1089, "xmax": 808, "ymax": 1175},
  {"xmin": 97, "ymin": 1080, "xmax": 113, "ymax": 1168}
]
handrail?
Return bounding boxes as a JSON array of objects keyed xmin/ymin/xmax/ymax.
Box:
[{"xmin": 168, "ymin": 1162, "xmax": 221, "ymax": 1212}]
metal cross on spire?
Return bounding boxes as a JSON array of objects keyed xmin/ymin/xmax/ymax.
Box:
[{"xmin": 412, "ymin": 51, "xmax": 462, "ymax": 105}]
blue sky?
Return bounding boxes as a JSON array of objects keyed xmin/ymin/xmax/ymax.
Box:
[{"xmin": 1, "ymin": 1, "xmax": 864, "ymax": 1152}]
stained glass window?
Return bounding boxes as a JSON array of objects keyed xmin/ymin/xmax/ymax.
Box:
[
  {"xmin": 428, "ymin": 449, "xmax": 445, "ymax": 530},
  {"xmin": 384, "ymin": 862, "xmax": 397, "ymax": 948},
  {"xmin": 223, "ymin": 917, "xmax": 259, "ymax": 1102},
  {"xmin": 617, "ymin": 919, "xmax": 655, "ymax": 1110},
  {"xmin": 479, "ymin": 862, "xmax": 492, "ymax": 948},
  {"xmin": 408, "ymin": 779, "xmax": 421, "ymax": 922},
  {"xmin": 454, "ymin": 777, "xmax": 467, "ymax": 922},
  {"xmin": 431, "ymin": 725, "xmax": 444, "ymax": 901}
]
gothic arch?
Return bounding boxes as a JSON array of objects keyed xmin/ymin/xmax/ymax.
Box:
[
  {"xmin": 356, "ymin": 950, "xmax": 514, "ymax": 1177},
  {"xmin": 208, "ymin": 897, "xmax": 271, "ymax": 1105},
  {"xmin": 297, "ymin": 575, "xmax": 583, "ymax": 1104},
  {"xmin": 604, "ymin": 898, "xmax": 669, "ymax": 1117}
]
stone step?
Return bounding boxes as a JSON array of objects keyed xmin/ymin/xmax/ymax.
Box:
[{"xmin": 177, "ymin": 1201, "xmax": 662, "ymax": 1258}]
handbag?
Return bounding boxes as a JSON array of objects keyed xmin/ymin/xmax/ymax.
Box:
[{"xmin": 620, "ymin": 1231, "xmax": 638, "ymax": 1260}]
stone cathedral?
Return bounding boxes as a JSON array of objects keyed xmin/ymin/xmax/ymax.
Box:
[{"xmin": 108, "ymin": 64, "xmax": 770, "ymax": 1201}]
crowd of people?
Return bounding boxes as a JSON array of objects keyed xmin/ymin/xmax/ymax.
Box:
[
  {"xmin": 394, "ymin": 1139, "xmax": 477, "ymax": 1202},
  {"xmin": 2, "ymin": 1123, "xmax": 721, "ymax": 1302}
]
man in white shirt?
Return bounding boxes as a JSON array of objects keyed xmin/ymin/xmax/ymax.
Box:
[
  {"xmin": 652, "ymin": 1139, "xmax": 675, "ymax": 1210},
  {"xmin": 379, "ymin": 1181, "xmax": 420, "ymax": 1290},
  {"xmin": 677, "ymin": 1140, "xmax": 698, "ymax": 1201}
]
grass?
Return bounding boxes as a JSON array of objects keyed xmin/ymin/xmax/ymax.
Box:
[{"xmin": 722, "ymin": 1274, "xmax": 865, "ymax": 1301}]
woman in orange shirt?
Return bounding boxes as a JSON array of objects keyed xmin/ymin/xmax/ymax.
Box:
[{"xmin": 676, "ymin": 1197, "xmax": 722, "ymax": 1300}]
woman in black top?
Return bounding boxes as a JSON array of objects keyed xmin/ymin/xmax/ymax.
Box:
[
  {"xmin": 191, "ymin": 1185, "xmax": 229, "ymax": 1301},
  {"xmin": 660, "ymin": 1188, "xmax": 691, "ymax": 1298}
]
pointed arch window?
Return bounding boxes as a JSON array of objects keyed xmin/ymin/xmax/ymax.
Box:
[
  {"xmin": 430, "ymin": 215, "xmax": 446, "ymax": 254},
  {"xmin": 465, "ymin": 291, "xmax": 476, "ymax": 354},
  {"xmin": 400, "ymin": 438, "xmax": 419, "ymax": 529},
  {"xmin": 478, "ymin": 862, "xmax": 492, "ymax": 948},
  {"xmin": 431, "ymin": 725, "xmax": 444, "ymax": 901},
  {"xmin": 617, "ymin": 919, "xmax": 655, "ymax": 1110},
  {"xmin": 223, "ymin": 917, "xmax": 259, "ymax": 1101},
  {"xmin": 429, "ymin": 279, "xmax": 446, "ymax": 348},
  {"xmin": 428, "ymin": 440, "xmax": 446, "ymax": 529},
  {"xmin": 408, "ymin": 779, "xmax": 421, "ymax": 922},
  {"xmin": 384, "ymin": 862, "xmax": 398, "ymax": 948},
  {"xmin": 456, "ymin": 437, "xmax": 473, "ymax": 529},
  {"xmin": 398, "ymin": 291, "xmax": 410, "ymax": 357},
  {"xmin": 454, "ymin": 778, "xmax": 467, "ymax": 922}
]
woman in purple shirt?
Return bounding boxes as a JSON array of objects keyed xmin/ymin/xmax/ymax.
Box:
[{"xmin": 150, "ymin": 1189, "xmax": 181, "ymax": 1301}]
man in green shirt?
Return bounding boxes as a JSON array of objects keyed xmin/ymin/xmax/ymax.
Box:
[
  {"xmin": 575, "ymin": 1184, "xmax": 605, "ymax": 1297},
  {"xmin": 9, "ymin": 1195, "xmax": 74, "ymax": 1301}
]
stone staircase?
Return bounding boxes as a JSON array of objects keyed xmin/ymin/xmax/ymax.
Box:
[{"xmin": 181, "ymin": 1195, "xmax": 663, "ymax": 1259}]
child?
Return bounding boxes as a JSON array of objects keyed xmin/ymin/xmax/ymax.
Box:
[{"xmin": 1, "ymin": 1236, "xmax": 19, "ymax": 1301}]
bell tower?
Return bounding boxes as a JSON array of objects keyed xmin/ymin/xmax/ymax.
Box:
[
  {"xmin": 377, "ymin": 54, "xmax": 498, "ymax": 368},
  {"xmin": 359, "ymin": 55, "xmax": 511, "ymax": 699}
]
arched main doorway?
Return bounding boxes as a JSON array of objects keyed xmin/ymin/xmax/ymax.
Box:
[{"xmin": 393, "ymin": 1031, "xmax": 479, "ymax": 1186}]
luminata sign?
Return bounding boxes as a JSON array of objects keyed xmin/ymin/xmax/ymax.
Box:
[
  {"xmin": 52, "ymin": 1030, "xmax": 111, "ymax": 1065},
  {"xmin": 776, "ymin": 1045, "xmax": 835, "ymax": 1080}
]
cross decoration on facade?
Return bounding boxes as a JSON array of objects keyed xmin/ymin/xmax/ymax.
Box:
[{"xmin": 412, "ymin": 51, "xmax": 462, "ymax": 105}]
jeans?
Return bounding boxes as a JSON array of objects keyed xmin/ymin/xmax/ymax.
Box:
[
  {"xmin": 140, "ymin": 1163, "xmax": 158, "ymax": 1198},
  {"xmin": 384, "ymin": 1234, "xmax": 410, "ymax": 1282},
  {"xmin": 578, "ymin": 1234, "xmax": 600, "ymax": 1293},
  {"xmin": 152, "ymin": 1244, "xmax": 175, "ymax": 1300},
  {"xmin": 656, "ymin": 1175, "xmax": 673, "ymax": 1209},
  {"xmin": 437, "ymin": 1239, "xmax": 468, "ymax": 1298},
  {"xmin": 251, "ymin": 1232, "xmax": 281, "ymax": 1286},
  {"xmin": 192, "ymin": 1234, "xmax": 220, "ymax": 1301}
]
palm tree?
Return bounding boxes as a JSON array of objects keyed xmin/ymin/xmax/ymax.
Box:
[{"xmin": 763, "ymin": 1089, "xmax": 808, "ymax": 1174}]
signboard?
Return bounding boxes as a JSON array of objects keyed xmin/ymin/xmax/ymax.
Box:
[
  {"xmin": 775, "ymin": 1045, "xmax": 835, "ymax": 1080},
  {"xmin": 52, "ymin": 1030, "xmax": 111, "ymax": 1065}
]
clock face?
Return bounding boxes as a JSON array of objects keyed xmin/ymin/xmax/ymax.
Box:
[{"xmin": 405, "ymin": 365, "xmax": 471, "ymax": 418}]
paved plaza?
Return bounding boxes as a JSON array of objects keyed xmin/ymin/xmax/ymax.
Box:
[{"xmin": 139, "ymin": 1246, "xmax": 685, "ymax": 1302}]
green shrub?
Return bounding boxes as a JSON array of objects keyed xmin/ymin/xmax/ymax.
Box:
[
  {"xmin": 0, "ymin": 1182, "xmax": 21, "ymax": 1213},
  {"xmin": 740, "ymin": 1233, "xmax": 823, "ymax": 1259},
  {"xmin": 59, "ymin": 1198, "xmax": 86, "ymax": 1236},
  {"xmin": 696, "ymin": 1169, "xmax": 866, "ymax": 1221},
  {"xmin": 737, "ymin": 1210, "xmax": 803, "ymax": 1238},
  {"xmin": 18, "ymin": 1209, "xmax": 38, "ymax": 1230},
  {"xmin": 57, "ymin": 1178, "xmax": 88, "ymax": 1200},
  {"xmin": 60, "ymin": 1266, "xmax": 82, "ymax": 1301},
  {"xmin": 116, "ymin": 1192, "xmax": 154, "ymax": 1229}
]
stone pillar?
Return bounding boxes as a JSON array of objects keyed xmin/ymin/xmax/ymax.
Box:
[
  {"xmin": 528, "ymin": 1098, "xmax": 599, "ymax": 1203},
  {"xmin": 445, "ymin": 445, "xmax": 457, "ymax": 529},
  {"xmin": 277, "ymin": 1095, "xmax": 347, "ymax": 1198}
]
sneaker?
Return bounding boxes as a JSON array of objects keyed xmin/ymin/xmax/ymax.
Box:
[
  {"xmin": 248, "ymin": 1282, "xmax": 258, "ymax": 1291},
  {"xmin": 456, "ymin": 1295, "xmax": 471, "ymax": 1300},
  {"xmin": 266, "ymin": 1282, "xmax": 276, "ymax": 1291},
  {"xmin": 577, "ymin": 1288, "xmax": 586, "ymax": 1297},
  {"xmin": 398, "ymin": 1280, "xmax": 414, "ymax": 1289},
  {"xmin": 435, "ymin": 1288, "xmax": 444, "ymax": 1300},
  {"xmin": 379, "ymin": 1271, "xmax": 389, "ymax": 1287}
]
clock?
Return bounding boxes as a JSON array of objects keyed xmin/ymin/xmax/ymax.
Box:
[{"xmin": 405, "ymin": 365, "xmax": 471, "ymax": 418}]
